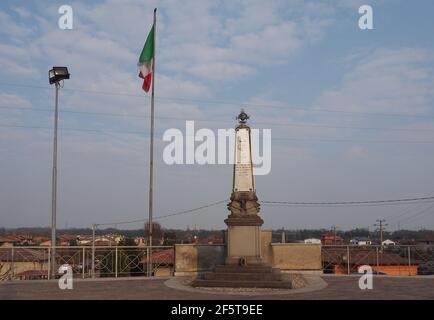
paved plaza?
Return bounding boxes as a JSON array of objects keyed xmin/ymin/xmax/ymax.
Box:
[{"xmin": 1, "ymin": 275, "xmax": 433, "ymax": 300}]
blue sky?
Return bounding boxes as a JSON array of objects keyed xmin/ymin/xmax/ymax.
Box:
[{"xmin": 1, "ymin": 0, "xmax": 434, "ymax": 231}]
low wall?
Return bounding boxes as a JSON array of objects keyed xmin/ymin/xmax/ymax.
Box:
[
  {"xmin": 261, "ymin": 230, "xmax": 272, "ymax": 263},
  {"xmin": 269, "ymin": 243, "xmax": 322, "ymax": 271},
  {"xmin": 174, "ymin": 244, "xmax": 226, "ymax": 276},
  {"xmin": 174, "ymin": 233, "xmax": 323, "ymax": 275}
]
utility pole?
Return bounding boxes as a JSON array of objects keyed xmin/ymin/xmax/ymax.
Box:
[
  {"xmin": 374, "ymin": 219, "xmax": 388, "ymax": 246},
  {"xmin": 331, "ymin": 225, "xmax": 338, "ymax": 245}
]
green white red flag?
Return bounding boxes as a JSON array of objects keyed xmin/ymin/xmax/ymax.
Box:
[{"xmin": 138, "ymin": 24, "xmax": 155, "ymax": 93}]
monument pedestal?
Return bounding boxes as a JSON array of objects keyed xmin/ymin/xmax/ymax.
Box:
[{"xmin": 224, "ymin": 215, "xmax": 263, "ymax": 265}]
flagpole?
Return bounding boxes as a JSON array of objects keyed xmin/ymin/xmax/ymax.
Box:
[{"xmin": 147, "ymin": 7, "xmax": 157, "ymax": 277}]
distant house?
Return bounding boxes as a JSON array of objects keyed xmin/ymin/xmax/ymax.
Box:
[
  {"xmin": 322, "ymin": 247, "xmax": 418, "ymax": 276},
  {"xmin": 0, "ymin": 248, "xmax": 49, "ymax": 280},
  {"xmin": 350, "ymin": 237, "xmax": 372, "ymax": 246},
  {"xmin": 94, "ymin": 240, "xmax": 111, "ymax": 246},
  {"xmin": 39, "ymin": 240, "xmax": 52, "ymax": 247},
  {"xmin": 76, "ymin": 235, "xmax": 93, "ymax": 246},
  {"xmin": 321, "ymin": 234, "xmax": 344, "ymax": 245},
  {"xmin": 40, "ymin": 239, "xmax": 72, "ymax": 246},
  {"xmin": 206, "ymin": 233, "xmax": 224, "ymax": 244},
  {"xmin": 76, "ymin": 235, "xmax": 114, "ymax": 246},
  {"xmin": 304, "ymin": 238, "xmax": 321, "ymax": 244},
  {"xmin": 58, "ymin": 234, "xmax": 78, "ymax": 246},
  {"xmin": 33, "ymin": 236, "xmax": 50, "ymax": 245},
  {"xmin": 141, "ymin": 249, "xmax": 174, "ymax": 276},
  {"xmin": 416, "ymin": 238, "xmax": 434, "ymax": 246},
  {"xmin": 382, "ymin": 239, "xmax": 396, "ymax": 246},
  {"xmin": 135, "ymin": 237, "xmax": 146, "ymax": 246},
  {"xmin": 0, "ymin": 236, "xmax": 22, "ymax": 247},
  {"xmin": 15, "ymin": 269, "xmax": 48, "ymax": 280}
]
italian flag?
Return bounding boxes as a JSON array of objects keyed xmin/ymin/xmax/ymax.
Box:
[{"xmin": 138, "ymin": 25, "xmax": 155, "ymax": 93}]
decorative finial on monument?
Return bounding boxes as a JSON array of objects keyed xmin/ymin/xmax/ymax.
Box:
[{"xmin": 236, "ymin": 108, "xmax": 249, "ymax": 124}]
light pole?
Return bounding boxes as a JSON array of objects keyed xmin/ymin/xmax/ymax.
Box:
[{"xmin": 49, "ymin": 67, "xmax": 70, "ymax": 277}]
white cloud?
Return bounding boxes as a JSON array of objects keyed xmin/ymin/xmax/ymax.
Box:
[
  {"xmin": 11, "ymin": 7, "xmax": 32, "ymax": 18},
  {"xmin": 0, "ymin": 11, "xmax": 33, "ymax": 38},
  {"xmin": 315, "ymin": 48, "xmax": 434, "ymax": 115},
  {"xmin": 157, "ymin": 0, "xmax": 335, "ymax": 78},
  {"xmin": 229, "ymin": 21, "xmax": 300, "ymax": 63},
  {"xmin": 0, "ymin": 42, "xmax": 40, "ymax": 77},
  {"xmin": 189, "ymin": 62, "xmax": 254, "ymax": 80},
  {"xmin": 223, "ymin": 1, "xmax": 283, "ymax": 36},
  {"xmin": 0, "ymin": 57, "xmax": 39, "ymax": 77},
  {"xmin": 157, "ymin": 74, "xmax": 210, "ymax": 98},
  {"xmin": 0, "ymin": 94, "xmax": 32, "ymax": 108},
  {"xmin": 0, "ymin": 94, "xmax": 33, "ymax": 123}
]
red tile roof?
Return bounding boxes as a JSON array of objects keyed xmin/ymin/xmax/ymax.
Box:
[{"xmin": 142, "ymin": 249, "xmax": 174, "ymax": 265}]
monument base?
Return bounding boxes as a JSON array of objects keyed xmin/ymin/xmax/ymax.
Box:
[
  {"xmin": 224, "ymin": 215, "xmax": 264, "ymax": 266},
  {"xmin": 191, "ymin": 264, "xmax": 294, "ymax": 289},
  {"xmin": 190, "ymin": 213, "xmax": 294, "ymax": 289}
]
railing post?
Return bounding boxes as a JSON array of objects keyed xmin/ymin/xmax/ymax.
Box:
[
  {"xmin": 92, "ymin": 224, "xmax": 96, "ymax": 278},
  {"xmin": 11, "ymin": 246, "xmax": 15, "ymax": 279},
  {"xmin": 82, "ymin": 247, "xmax": 85, "ymax": 279},
  {"xmin": 115, "ymin": 247, "xmax": 118, "ymax": 278},
  {"xmin": 408, "ymin": 246, "xmax": 412, "ymax": 276},
  {"xmin": 147, "ymin": 246, "xmax": 151, "ymax": 277},
  {"xmin": 47, "ymin": 247, "xmax": 51, "ymax": 280},
  {"xmin": 173, "ymin": 245, "xmax": 176, "ymax": 276},
  {"xmin": 347, "ymin": 245, "xmax": 350, "ymax": 275},
  {"xmin": 376, "ymin": 246, "xmax": 379, "ymax": 268}
]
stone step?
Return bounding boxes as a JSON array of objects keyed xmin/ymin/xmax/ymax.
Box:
[
  {"xmin": 214, "ymin": 265, "xmax": 278, "ymax": 274},
  {"xmin": 191, "ymin": 279, "xmax": 293, "ymax": 289},
  {"xmin": 204, "ymin": 272, "xmax": 283, "ymax": 281}
]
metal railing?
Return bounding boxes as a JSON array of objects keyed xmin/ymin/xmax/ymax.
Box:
[
  {"xmin": 321, "ymin": 245, "xmax": 434, "ymax": 275},
  {"xmin": 0, "ymin": 246, "xmax": 174, "ymax": 280},
  {"xmin": 2, "ymin": 244, "xmax": 434, "ymax": 280}
]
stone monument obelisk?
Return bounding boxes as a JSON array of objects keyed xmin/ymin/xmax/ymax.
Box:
[
  {"xmin": 192, "ymin": 110, "xmax": 293, "ymax": 288},
  {"xmin": 225, "ymin": 109, "xmax": 263, "ymax": 265}
]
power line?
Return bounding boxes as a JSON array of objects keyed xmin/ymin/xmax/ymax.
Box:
[
  {"xmin": 1, "ymin": 82, "xmax": 434, "ymax": 119},
  {"xmin": 3, "ymin": 123, "xmax": 434, "ymax": 145},
  {"xmin": 395, "ymin": 203, "xmax": 434, "ymax": 226},
  {"xmin": 2, "ymin": 104, "xmax": 434, "ymax": 133},
  {"xmin": 155, "ymin": 200, "xmax": 228, "ymax": 220},
  {"xmin": 272, "ymin": 137, "xmax": 434, "ymax": 144},
  {"xmin": 0, "ymin": 123, "xmax": 148, "ymax": 136},
  {"xmin": 383, "ymin": 203, "xmax": 421, "ymax": 221},
  {"xmin": 260, "ymin": 195, "xmax": 434, "ymax": 206},
  {"xmin": 385, "ymin": 192, "xmax": 434, "ymax": 222},
  {"xmin": 260, "ymin": 200, "xmax": 434, "ymax": 208},
  {"xmin": 93, "ymin": 199, "xmax": 228, "ymax": 227},
  {"xmin": 89, "ymin": 195, "xmax": 434, "ymax": 228},
  {"xmin": 405, "ymin": 208, "xmax": 434, "ymax": 228}
]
